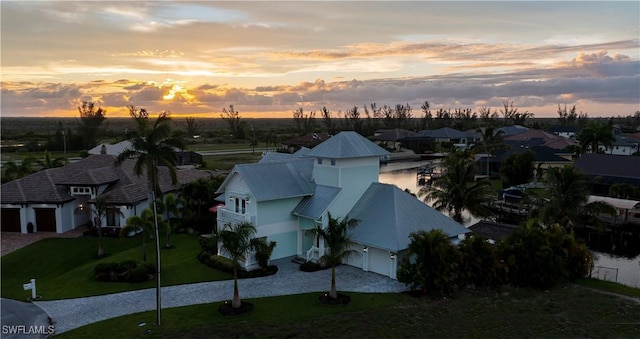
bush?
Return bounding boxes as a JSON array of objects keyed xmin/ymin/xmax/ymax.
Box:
[
  {"xmin": 93, "ymin": 260, "xmax": 153, "ymax": 283},
  {"xmin": 299, "ymin": 260, "xmax": 327, "ymax": 272},
  {"xmin": 198, "ymin": 253, "xmax": 278, "ymax": 278}
]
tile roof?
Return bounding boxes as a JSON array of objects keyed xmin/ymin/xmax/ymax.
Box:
[
  {"xmin": 347, "ymin": 183, "xmax": 469, "ymax": 252},
  {"xmin": 574, "ymin": 153, "xmax": 640, "ymax": 180},
  {"xmin": 1, "ymin": 154, "xmax": 212, "ymax": 205},
  {"xmin": 305, "ymin": 131, "xmax": 390, "ymax": 159}
]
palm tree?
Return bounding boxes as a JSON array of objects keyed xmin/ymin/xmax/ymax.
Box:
[
  {"xmin": 114, "ymin": 107, "xmax": 183, "ymax": 326},
  {"xmin": 157, "ymin": 193, "xmax": 191, "ymax": 248},
  {"xmin": 477, "ymin": 126, "xmax": 505, "ymax": 178},
  {"xmin": 88, "ymin": 194, "xmax": 121, "ymax": 258},
  {"xmin": 538, "ymin": 166, "xmax": 615, "ymax": 231},
  {"xmin": 121, "ymin": 208, "xmax": 168, "ymax": 262},
  {"xmin": 3, "ymin": 157, "xmax": 37, "ymax": 181},
  {"xmin": 37, "ymin": 150, "xmax": 65, "ymax": 169},
  {"xmin": 419, "ymin": 151, "xmax": 492, "ymax": 223},
  {"xmin": 305, "ymin": 213, "xmax": 360, "ymax": 299},
  {"xmin": 218, "ymin": 221, "xmax": 259, "ymax": 309},
  {"xmin": 578, "ymin": 121, "xmax": 615, "ymax": 153}
]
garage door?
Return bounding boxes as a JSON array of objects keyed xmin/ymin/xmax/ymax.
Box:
[
  {"xmin": 1, "ymin": 209, "xmax": 22, "ymax": 232},
  {"xmin": 35, "ymin": 208, "xmax": 57, "ymax": 232},
  {"xmin": 368, "ymin": 247, "xmax": 390, "ymax": 277}
]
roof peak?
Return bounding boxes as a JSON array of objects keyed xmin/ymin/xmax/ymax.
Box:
[{"xmin": 305, "ymin": 131, "xmax": 389, "ymax": 159}]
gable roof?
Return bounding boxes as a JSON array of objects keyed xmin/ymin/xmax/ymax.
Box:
[
  {"xmin": 1, "ymin": 154, "xmax": 211, "ymax": 205},
  {"xmin": 259, "ymin": 148, "xmax": 311, "ymax": 164},
  {"xmin": 282, "ymin": 132, "xmax": 330, "ymax": 148},
  {"xmin": 217, "ymin": 160, "xmax": 315, "ymax": 202},
  {"xmin": 419, "ymin": 127, "xmax": 467, "ymax": 139},
  {"xmin": 305, "ymin": 131, "xmax": 389, "ymax": 159},
  {"xmin": 88, "ymin": 140, "xmax": 133, "ymax": 155},
  {"xmin": 372, "ymin": 129, "xmax": 420, "ymax": 141},
  {"xmin": 292, "ymin": 185, "xmax": 342, "ymax": 220},
  {"xmin": 504, "ymin": 129, "xmax": 576, "ymax": 149},
  {"xmin": 347, "ymin": 183, "xmax": 469, "ymax": 252}
]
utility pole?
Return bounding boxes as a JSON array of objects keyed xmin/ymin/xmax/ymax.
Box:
[{"xmin": 63, "ymin": 129, "xmax": 67, "ymax": 164}]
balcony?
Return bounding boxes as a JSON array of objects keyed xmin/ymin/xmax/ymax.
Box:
[{"xmin": 217, "ymin": 209, "xmax": 256, "ymax": 227}]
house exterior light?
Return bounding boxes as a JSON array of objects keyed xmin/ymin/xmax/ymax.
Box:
[{"xmin": 363, "ymin": 246, "xmax": 368, "ymax": 252}]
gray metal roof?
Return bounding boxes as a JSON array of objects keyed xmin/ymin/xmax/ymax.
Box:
[
  {"xmin": 219, "ymin": 160, "xmax": 315, "ymax": 201},
  {"xmin": 292, "ymin": 185, "xmax": 342, "ymax": 220},
  {"xmin": 305, "ymin": 131, "xmax": 389, "ymax": 159},
  {"xmin": 348, "ymin": 182, "xmax": 469, "ymax": 252},
  {"xmin": 419, "ymin": 127, "xmax": 467, "ymax": 139},
  {"xmin": 259, "ymin": 147, "xmax": 311, "ymax": 164}
]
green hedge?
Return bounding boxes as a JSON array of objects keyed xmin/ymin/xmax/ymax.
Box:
[
  {"xmin": 197, "ymin": 252, "xmax": 278, "ymax": 278},
  {"xmin": 94, "ymin": 260, "xmax": 154, "ymax": 283}
]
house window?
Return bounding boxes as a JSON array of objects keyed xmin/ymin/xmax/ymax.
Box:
[
  {"xmin": 234, "ymin": 197, "xmax": 248, "ymax": 214},
  {"xmin": 106, "ymin": 208, "xmax": 121, "ymax": 227},
  {"xmin": 317, "ymin": 158, "xmax": 323, "ymax": 165},
  {"xmin": 330, "ymin": 158, "xmax": 336, "ymax": 166},
  {"xmin": 71, "ymin": 186, "xmax": 91, "ymax": 195}
]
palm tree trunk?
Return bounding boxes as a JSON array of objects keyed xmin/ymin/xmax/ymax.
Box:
[
  {"xmin": 97, "ymin": 228, "xmax": 104, "ymax": 258},
  {"xmin": 330, "ymin": 266, "xmax": 337, "ymax": 299},
  {"xmin": 142, "ymin": 236, "xmax": 147, "ymax": 263},
  {"xmin": 232, "ymin": 266, "xmax": 241, "ymax": 308},
  {"xmin": 149, "ymin": 178, "xmax": 162, "ymax": 326}
]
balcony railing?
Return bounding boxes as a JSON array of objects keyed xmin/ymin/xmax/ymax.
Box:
[{"xmin": 217, "ymin": 209, "xmax": 256, "ymax": 227}]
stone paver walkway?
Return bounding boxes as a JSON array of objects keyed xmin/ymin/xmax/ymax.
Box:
[{"xmin": 34, "ymin": 258, "xmax": 407, "ymax": 334}]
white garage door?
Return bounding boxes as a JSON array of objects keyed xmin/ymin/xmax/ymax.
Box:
[{"xmin": 368, "ymin": 247, "xmax": 390, "ymax": 277}]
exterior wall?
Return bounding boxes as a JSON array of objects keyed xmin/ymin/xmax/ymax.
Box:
[
  {"xmin": 344, "ymin": 243, "xmax": 398, "ymax": 279},
  {"xmin": 59, "ymin": 203, "xmax": 74, "ymax": 233},
  {"xmin": 604, "ymin": 146, "xmax": 637, "ymax": 156},
  {"xmin": 256, "ymin": 198, "xmax": 300, "ymax": 226},
  {"xmin": 268, "ymin": 230, "xmax": 298, "ymax": 259}
]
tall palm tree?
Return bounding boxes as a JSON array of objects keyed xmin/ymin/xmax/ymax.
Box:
[
  {"xmin": 578, "ymin": 121, "xmax": 615, "ymax": 153},
  {"xmin": 305, "ymin": 213, "xmax": 360, "ymax": 299},
  {"xmin": 477, "ymin": 126, "xmax": 505, "ymax": 178},
  {"xmin": 88, "ymin": 194, "xmax": 121, "ymax": 258},
  {"xmin": 420, "ymin": 151, "xmax": 492, "ymax": 223},
  {"xmin": 37, "ymin": 150, "xmax": 65, "ymax": 169},
  {"xmin": 538, "ymin": 166, "xmax": 615, "ymax": 231},
  {"xmin": 218, "ymin": 221, "xmax": 259, "ymax": 309},
  {"xmin": 3, "ymin": 157, "xmax": 38, "ymax": 181},
  {"xmin": 114, "ymin": 107, "xmax": 183, "ymax": 326}
]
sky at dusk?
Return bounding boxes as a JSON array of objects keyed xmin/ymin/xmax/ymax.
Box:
[{"xmin": 1, "ymin": 1, "xmax": 639, "ymax": 118}]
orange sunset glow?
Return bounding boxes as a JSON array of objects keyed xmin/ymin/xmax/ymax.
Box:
[{"xmin": 1, "ymin": 1, "xmax": 639, "ymax": 118}]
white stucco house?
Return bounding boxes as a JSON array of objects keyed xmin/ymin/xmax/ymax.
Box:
[
  {"xmin": 1, "ymin": 154, "xmax": 210, "ymax": 234},
  {"xmin": 215, "ymin": 131, "xmax": 469, "ymax": 279}
]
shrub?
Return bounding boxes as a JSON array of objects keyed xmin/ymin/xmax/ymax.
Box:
[
  {"xmin": 458, "ymin": 233, "xmax": 504, "ymax": 289},
  {"xmin": 198, "ymin": 253, "xmax": 278, "ymax": 278},
  {"xmin": 299, "ymin": 260, "xmax": 327, "ymax": 272},
  {"xmin": 253, "ymin": 239, "xmax": 276, "ymax": 270},
  {"xmin": 93, "ymin": 260, "xmax": 153, "ymax": 283}
]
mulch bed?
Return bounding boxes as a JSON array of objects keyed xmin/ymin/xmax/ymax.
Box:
[
  {"xmin": 218, "ymin": 301, "xmax": 254, "ymax": 315},
  {"xmin": 319, "ymin": 292, "xmax": 351, "ymax": 305}
]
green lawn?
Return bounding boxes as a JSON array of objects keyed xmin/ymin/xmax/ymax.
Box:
[
  {"xmin": 1, "ymin": 234, "xmax": 229, "ymax": 301},
  {"xmin": 58, "ymin": 285, "xmax": 640, "ymax": 338}
]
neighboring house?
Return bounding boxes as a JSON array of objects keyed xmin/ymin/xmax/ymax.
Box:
[
  {"xmin": 215, "ymin": 131, "xmax": 469, "ymax": 279},
  {"xmin": 498, "ymin": 125, "xmax": 529, "ymax": 137},
  {"xmin": 574, "ymin": 153, "xmax": 640, "ymax": 196},
  {"xmin": 281, "ymin": 132, "xmax": 331, "ymax": 152},
  {"xmin": 0, "ymin": 154, "xmax": 211, "ymax": 233},
  {"xmin": 476, "ymin": 146, "xmax": 573, "ymax": 176},
  {"xmin": 419, "ymin": 127, "xmax": 470, "ymax": 147},
  {"xmin": 547, "ymin": 125, "xmax": 580, "ymax": 139},
  {"xmin": 504, "ymin": 129, "xmax": 577, "ymax": 150},
  {"xmin": 602, "ymin": 135, "xmax": 640, "ymax": 156},
  {"xmin": 468, "ymin": 221, "xmax": 518, "ymax": 243},
  {"xmin": 90, "ymin": 140, "xmax": 201, "ymax": 167},
  {"xmin": 372, "ymin": 128, "xmax": 420, "ymax": 151},
  {"xmin": 88, "ymin": 140, "xmax": 133, "ymax": 155}
]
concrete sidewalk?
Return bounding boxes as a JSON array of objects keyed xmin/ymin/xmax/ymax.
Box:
[{"xmin": 34, "ymin": 258, "xmax": 407, "ymax": 334}]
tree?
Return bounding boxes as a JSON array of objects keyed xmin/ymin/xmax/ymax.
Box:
[
  {"xmin": 397, "ymin": 229, "xmax": 462, "ymax": 296},
  {"xmin": 179, "ymin": 176, "xmax": 222, "ymax": 234},
  {"xmin": 114, "ymin": 106, "xmax": 183, "ymax": 326},
  {"xmin": 121, "ymin": 208, "xmax": 168, "ymax": 262},
  {"xmin": 458, "ymin": 233, "xmax": 502, "ymax": 288},
  {"xmin": 578, "ymin": 121, "xmax": 615, "ymax": 153},
  {"xmin": 89, "ymin": 195, "xmax": 121, "ymax": 258},
  {"xmin": 293, "ymin": 107, "xmax": 317, "ymax": 135},
  {"xmin": 38, "ymin": 150, "xmax": 65, "ymax": 169},
  {"xmin": 305, "ymin": 213, "xmax": 360, "ymax": 299},
  {"xmin": 77, "ymin": 101, "xmax": 107, "ymax": 150},
  {"xmin": 500, "ymin": 101, "xmax": 533, "ymax": 126},
  {"xmin": 184, "ymin": 117, "xmax": 200, "ymax": 137},
  {"xmin": 253, "ymin": 238, "xmax": 277, "ymax": 271},
  {"xmin": 499, "ymin": 151, "xmax": 535, "ymax": 188},
  {"xmin": 419, "ymin": 151, "xmax": 492, "ymax": 223},
  {"xmin": 2, "ymin": 157, "xmax": 37, "ymax": 182},
  {"xmin": 477, "ymin": 126, "xmax": 505, "ymax": 178},
  {"xmin": 156, "ymin": 193, "xmax": 191, "ymax": 248},
  {"xmin": 221, "ymin": 105, "xmax": 245, "ymax": 139},
  {"xmin": 609, "ymin": 183, "xmax": 639, "ymax": 200},
  {"xmin": 557, "ymin": 104, "xmax": 578, "ymax": 126},
  {"xmin": 321, "ymin": 106, "xmax": 336, "ymax": 134},
  {"xmin": 537, "ymin": 166, "xmax": 615, "ymax": 232},
  {"xmin": 218, "ymin": 221, "xmax": 260, "ymax": 309}
]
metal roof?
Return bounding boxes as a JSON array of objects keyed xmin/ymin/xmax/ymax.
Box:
[
  {"xmin": 292, "ymin": 185, "xmax": 342, "ymax": 220},
  {"xmin": 219, "ymin": 160, "xmax": 315, "ymax": 202},
  {"xmin": 305, "ymin": 131, "xmax": 389, "ymax": 159},
  {"xmin": 588, "ymin": 195, "xmax": 640, "ymax": 210},
  {"xmin": 348, "ymin": 182, "xmax": 470, "ymax": 252}
]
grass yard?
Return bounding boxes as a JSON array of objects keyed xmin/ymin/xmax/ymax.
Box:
[
  {"xmin": 1, "ymin": 234, "xmax": 229, "ymax": 301},
  {"xmin": 58, "ymin": 285, "xmax": 640, "ymax": 338}
]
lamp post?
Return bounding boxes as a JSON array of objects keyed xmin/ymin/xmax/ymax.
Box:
[{"xmin": 62, "ymin": 129, "xmax": 67, "ymax": 164}]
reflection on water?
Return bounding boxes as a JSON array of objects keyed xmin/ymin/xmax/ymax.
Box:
[
  {"xmin": 592, "ymin": 252, "xmax": 640, "ymax": 288},
  {"xmin": 379, "ymin": 163, "xmax": 480, "ymax": 227},
  {"xmin": 379, "ymin": 162, "xmax": 640, "ymax": 288}
]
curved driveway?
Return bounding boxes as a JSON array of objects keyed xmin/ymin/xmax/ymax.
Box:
[{"xmin": 34, "ymin": 259, "xmax": 407, "ymax": 334}]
